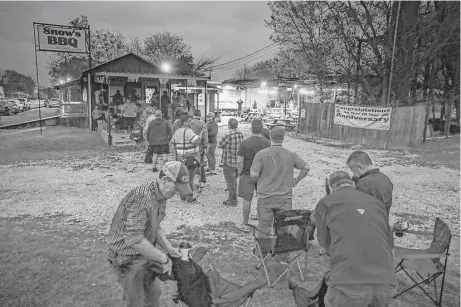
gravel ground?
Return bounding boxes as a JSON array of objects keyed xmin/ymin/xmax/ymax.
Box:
[{"xmin": 0, "ymin": 122, "xmax": 459, "ymax": 249}]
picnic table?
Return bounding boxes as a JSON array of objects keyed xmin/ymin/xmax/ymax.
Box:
[
  {"xmin": 265, "ymin": 118, "xmax": 298, "ymax": 131},
  {"xmin": 242, "ymin": 111, "xmax": 263, "ymax": 122}
]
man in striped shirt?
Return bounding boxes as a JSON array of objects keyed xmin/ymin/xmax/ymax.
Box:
[
  {"xmin": 219, "ymin": 118, "xmax": 244, "ymax": 207},
  {"xmin": 107, "ymin": 161, "xmax": 192, "ymax": 307},
  {"xmin": 170, "ymin": 114, "xmax": 204, "ymax": 203}
]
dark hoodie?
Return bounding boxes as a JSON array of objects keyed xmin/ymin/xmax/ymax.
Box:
[{"xmin": 146, "ymin": 117, "xmax": 172, "ymax": 146}]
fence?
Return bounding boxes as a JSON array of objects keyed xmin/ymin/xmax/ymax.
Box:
[{"xmin": 297, "ymin": 103, "xmax": 426, "ymax": 149}]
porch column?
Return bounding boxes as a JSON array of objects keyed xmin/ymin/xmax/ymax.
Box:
[{"xmin": 88, "ymin": 73, "xmax": 92, "ymax": 130}]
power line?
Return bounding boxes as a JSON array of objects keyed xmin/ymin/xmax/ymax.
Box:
[
  {"xmin": 211, "ymin": 49, "xmax": 277, "ymax": 74},
  {"xmin": 211, "ymin": 45, "xmax": 278, "ymax": 73},
  {"xmin": 209, "ymin": 42, "xmax": 278, "ymax": 69}
]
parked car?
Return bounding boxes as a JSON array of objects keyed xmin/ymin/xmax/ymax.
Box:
[
  {"xmin": 48, "ymin": 98, "xmax": 61, "ymax": 108},
  {"xmin": 0, "ymin": 99, "xmax": 18, "ymax": 116},
  {"xmin": 18, "ymin": 98, "xmax": 31, "ymax": 111},
  {"xmin": 8, "ymin": 100, "xmax": 20, "ymax": 114}
]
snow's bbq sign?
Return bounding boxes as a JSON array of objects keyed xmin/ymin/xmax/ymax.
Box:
[
  {"xmin": 37, "ymin": 25, "xmax": 88, "ymax": 53},
  {"xmin": 334, "ymin": 104, "xmax": 392, "ymax": 131}
]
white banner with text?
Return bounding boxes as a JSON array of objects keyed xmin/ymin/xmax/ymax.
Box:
[
  {"xmin": 334, "ymin": 104, "xmax": 392, "ymax": 130},
  {"xmin": 37, "ymin": 25, "xmax": 87, "ymax": 53}
]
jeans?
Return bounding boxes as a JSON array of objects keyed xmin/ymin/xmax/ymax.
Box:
[
  {"xmin": 222, "ymin": 164, "xmax": 238, "ymax": 203},
  {"xmin": 257, "ymin": 197, "xmax": 292, "ymax": 239},
  {"xmin": 206, "ymin": 143, "xmax": 217, "ymax": 171},
  {"xmin": 324, "ymin": 284, "xmax": 398, "ymax": 307},
  {"xmin": 108, "ymin": 253, "xmax": 162, "ymax": 307}
]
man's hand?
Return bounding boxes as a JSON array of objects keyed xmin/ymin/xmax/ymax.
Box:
[
  {"xmin": 159, "ymin": 257, "xmax": 172, "ymax": 274},
  {"xmin": 166, "ymin": 247, "xmax": 181, "ymax": 258}
]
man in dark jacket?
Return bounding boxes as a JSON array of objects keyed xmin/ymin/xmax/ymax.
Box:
[
  {"xmin": 146, "ymin": 110, "xmax": 173, "ymax": 172},
  {"xmin": 160, "ymin": 91, "xmax": 171, "ymax": 120},
  {"xmin": 346, "ymin": 151, "xmax": 393, "ymax": 215},
  {"xmin": 315, "ymin": 171, "xmax": 397, "ymax": 307}
]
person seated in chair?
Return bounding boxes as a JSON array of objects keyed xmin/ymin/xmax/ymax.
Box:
[{"xmin": 314, "ymin": 171, "xmax": 397, "ymax": 307}]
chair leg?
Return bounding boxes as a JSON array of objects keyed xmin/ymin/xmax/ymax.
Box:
[
  {"xmin": 297, "ymin": 259, "xmax": 305, "ymax": 282},
  {"xmin": 394, "ymin": 268, "xmax": 440, "ymax": 306},
  {"xmin": 256, "ymin": 244, "xmax": 272, "ymax": 287}
]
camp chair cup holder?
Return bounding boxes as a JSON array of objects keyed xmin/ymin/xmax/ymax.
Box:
[{"xmin": 250, "ymin": 209, "xmax": 313, "ymax": 288}]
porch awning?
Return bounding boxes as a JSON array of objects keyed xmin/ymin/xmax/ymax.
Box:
[{"xmin": 94, "ymin": 71, "xmax": 210, "ymax": 81}]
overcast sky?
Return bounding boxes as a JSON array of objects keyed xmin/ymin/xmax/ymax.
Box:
[{"xmin": 0, "ymin": 1, "xmax": 276, "ymax": 87}]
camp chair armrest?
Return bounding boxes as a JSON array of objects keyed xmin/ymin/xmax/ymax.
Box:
[
  {"xmin": 246, "ymin": 224, "xmax": 272, "ymax": 237},
  {"xmin": 400, "ymin": 229, "xmax": 433, "ymax": 236},
  {"xmin": 401, "ymin": 252, "xmax": 448, "ymax": 260}
]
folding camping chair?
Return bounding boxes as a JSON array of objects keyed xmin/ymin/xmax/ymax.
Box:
[
  {"xmin": 393, "ymin": 217, "xmax": 452, "ymax": 306},
  {"xmin": 247, "ymin": 209, "xmax": 314, "ymax": 288},
  {"xmin": 174, "ymin": 247, "xmax": 260, "ymax": 307}
]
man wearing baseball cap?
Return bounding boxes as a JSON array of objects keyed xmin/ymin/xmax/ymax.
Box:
[
  {"xmin": 250, "ymin": 127, "xmax": 310, "ymax": 238},
  {"xmin": 107, "ymin": 161, "xmax": 193, "ymax": 307}
]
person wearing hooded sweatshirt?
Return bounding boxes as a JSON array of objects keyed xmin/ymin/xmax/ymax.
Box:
[{"xmin": 146, "ymin": 110, "xmax": 173, "ymax": 172}]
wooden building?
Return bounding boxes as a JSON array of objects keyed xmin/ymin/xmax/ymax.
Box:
[{"xmin": 56, "ymin": 53, "xmax": 219, "ymax": 146}]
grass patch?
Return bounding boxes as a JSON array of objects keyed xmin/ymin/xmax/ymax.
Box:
[{"xmin": 1, "ymin": 216, "xmax": 459, "ymax": 307}]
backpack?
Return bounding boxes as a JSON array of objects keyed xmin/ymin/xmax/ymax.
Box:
[{"xmin": 171, "ymin": 257, "xmax": 213, "ymax": 307}]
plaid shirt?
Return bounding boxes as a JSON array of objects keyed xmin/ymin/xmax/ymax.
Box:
[
  {"xmin": 107, "ymin": 180, "xmax": 166, "ymax": 256},
  {"xmin": 218, "ymin": 128, "xmax": 244, "ymax": 168}
]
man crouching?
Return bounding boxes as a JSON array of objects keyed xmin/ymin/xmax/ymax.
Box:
[
  {"xmin": 315, "ymin": 171, "xmax": 397, "ymax": 307},
  {"xmin": 107, "ymin": 161, "xmax": 192, "ymax": 307}
]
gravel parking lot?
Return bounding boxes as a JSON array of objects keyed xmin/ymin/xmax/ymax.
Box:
[{"xmin": 0, "ymin": 123, "xmax": 459, "ymax": 245}]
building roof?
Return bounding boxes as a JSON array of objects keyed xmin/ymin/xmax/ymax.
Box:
[{"xmin": 81, "ymin": 52, "xmax": 160, "ymax": 76}]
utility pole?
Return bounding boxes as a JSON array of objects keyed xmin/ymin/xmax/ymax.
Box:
[{"xmin": 244, "ymin": 64, "xmax": 248, "ymax": 108}]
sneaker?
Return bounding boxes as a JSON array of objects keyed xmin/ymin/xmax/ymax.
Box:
[
  {"xmin": 223, "ymin": 200, "xmax": 237, "ymax": 207},
  {"xmin": 152, "ymin": 167, "xmax": 158, "ymax": 172},
  {"xmin": 187, "ymin": 197, "xmax": 197, "ymax": 203}
]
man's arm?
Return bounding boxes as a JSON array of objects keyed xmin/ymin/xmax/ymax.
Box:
[
  {"xmin": 237, "ymin": 142, "xmax": 245, "ymax": 175},
  {"xmin": 218, "ymin": 134, "xmax": 228, "ymax": 149},
  {"xmin": 314, "ymin": 200, "xmax": 331, "ymax": 255},
  {"xmin": 123, "ymin": 197, "xmax": 168, "ymax": 263},
  {"xmin": 156, "ymin": 229, "xmax": 180, "ymax": 257},
  {"xmin": 293, "ymin": 154, "xmax": 310, "ymax": 186},
  {"xmin": 250, "ymin": 152, "xmax": 262, "ymax": 182},
  {"xmin": 237, "ymin": 156, "xmax": 244, "ymax": 176},
  {"xmin": 189, "ymin": 131, "xmax": 201, "ymax": 145}
]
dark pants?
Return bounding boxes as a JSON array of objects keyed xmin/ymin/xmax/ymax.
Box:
[
  {"xmin": 92, "ymin": 117, "xmax": 102, "ymax": 131},
  {"xmin": 199, "ymin": 148, "xmax": 206, "ymax": 182},
  {"xmin": 222, "ymin": 164, "xmax": 238, "ymax": 204}
]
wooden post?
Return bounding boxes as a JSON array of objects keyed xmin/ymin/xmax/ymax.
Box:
[
  {"xmin": 107, "ymin": 77, "xmax": 112, "ymax": 146},
  {"xmin": 88, "ymin": 73, "xmax": 92, "ymax": 130},
  {"xmin": 445, "ymin": 93, "xmax": 453, "ymax": 138}
]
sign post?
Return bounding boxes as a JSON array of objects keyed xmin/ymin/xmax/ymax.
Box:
[
  {"xmin": 33, "ymin": 22, "xmax": 91, "ymax": 132},
  {"xmin": 33, "ymin": 23, "xmax": 43, "ymax": 134}
]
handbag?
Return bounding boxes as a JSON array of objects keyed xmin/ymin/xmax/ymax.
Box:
[{"xmin": 179, "ymin": 128, "xmax": 200, "ymax": 169}]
